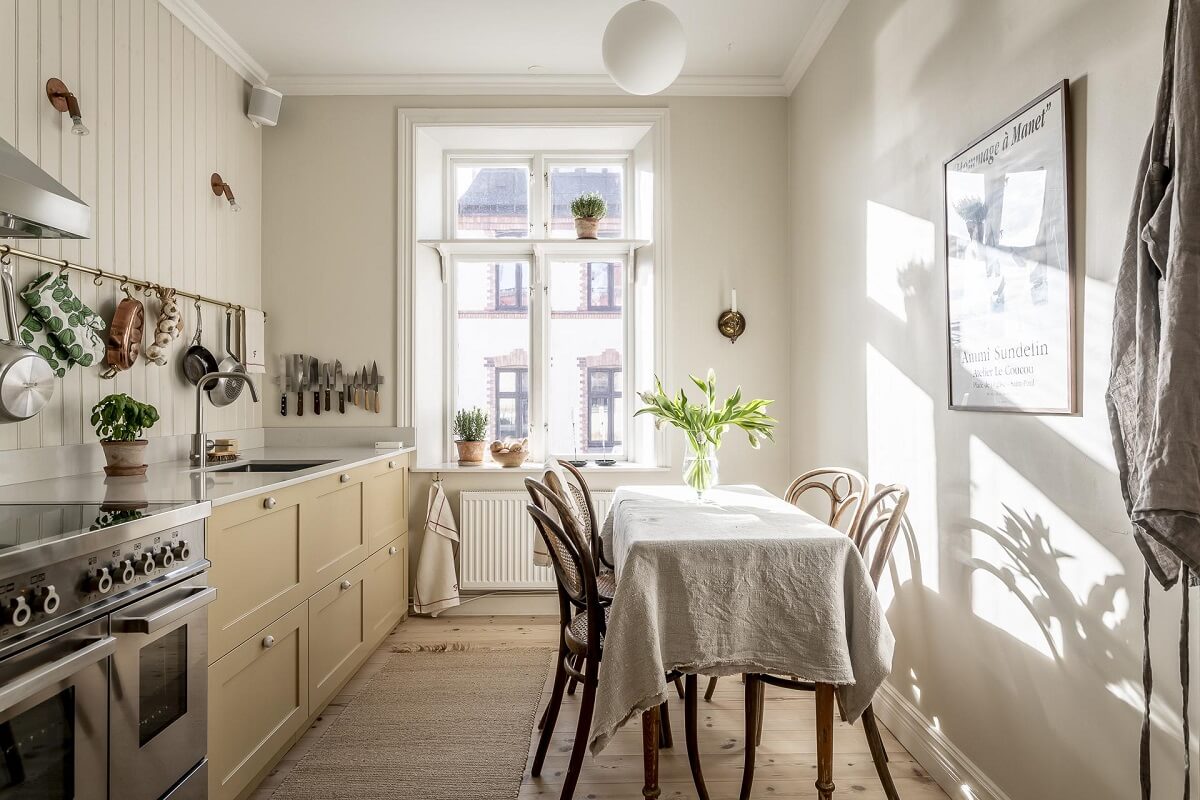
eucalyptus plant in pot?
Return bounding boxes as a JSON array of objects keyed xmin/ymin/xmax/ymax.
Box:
[
  {"xmin": 570, "ymin": 191, "xmax": 607, "ymax": 239},
  {"xmin": 452, "ymin": 407, "xmax": 488, "ymax": 466},
  {"xmin": 92, "ymin": 393, "xmax": 159, "ymax": 477},
  {"xmin": 636, "ymin": 370, "xmax": 777, "ymax": 498}
]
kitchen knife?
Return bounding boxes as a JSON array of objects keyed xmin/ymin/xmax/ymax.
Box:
[
  {"xmin": 294, "ymin": 354, "xmax": 306, "ymax": 417},
  {"xmin": 308, "ymin": 356, "xmax": 321, "ymax": 416},
  {"xmin": 334, "ymin": 360, "xmax": 345, "ymax": 414},
  {"xmin": 362, "ymin": 365, "xmax": 370, "ymax": 409},
  {"xmin": 322, "ymin": 362, "xmax": 332, "ymax": 412},
  {"xmin": 370, "ymin": 362, "xmax": 380, "ymax": 414},
  {"xmin": 350, "ymin": 369, "xmax": 360, "ymax": 407},
  {"xmin": 281, "ymin": 354, "xmax": 291, "ymax": 417}
]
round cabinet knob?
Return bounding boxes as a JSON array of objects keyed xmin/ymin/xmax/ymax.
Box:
[
  {"xmin": 339, "ymin": 473, "xmax": 350, "ymax": 483},
  {"xmin": 138, "ymin": 551, "xmax": 155, "ymax": 576},
  {"xmin": 88, "ymin": 567, "xmax": 113, "ymax": 595},
  {"xmin": 154, "ymin": 547, "xmax": 175, "ymax": 570},
  {"xmin": 340, "ymin": 580, "xmax": 352, "ymax": 591},
  {"xmin": 7, "ymin": 596, "xmax": 30, "ymax": 628},
  {"xmin": 262, "ymin": 635, "xmax": 275, "ymax": 649},
  {"xmin": 115, "ymin": 559, "xmax": 137, "ymax": 585},
  {"xmin": 389, "ymin": 546, "xmax": 398, "ymax": 556},
  {"xmin": 263, "ymin": 496, "xmax": 277, "ymax": 510},
  {"xmin": 35, "ymin": 586, "xmax": 59, "ymax": 615},
  {"xmin": 388, "ymin": 460, "xmax": 397, "ymax": 469},
  {"xmin": 171, "ymin": 541, "xmax": 191, "ymax": 561}
]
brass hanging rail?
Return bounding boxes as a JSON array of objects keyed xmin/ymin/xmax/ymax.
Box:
[{"xmin": 0, "ymin": 243, "xmax": 264, "ymax": 318}]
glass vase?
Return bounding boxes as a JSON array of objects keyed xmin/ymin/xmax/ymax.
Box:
[{"xmin": 682, "ymin": 438, "xmax": 719, "ymax": 499}]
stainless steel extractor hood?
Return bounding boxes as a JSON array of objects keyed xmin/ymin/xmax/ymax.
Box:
[{"xmin": 0, "ymin": 136, "xmax": 90, "ymax": 239}]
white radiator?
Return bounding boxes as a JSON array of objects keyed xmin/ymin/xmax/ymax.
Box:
[{"xmin": 458, "ymin": 490, "xmax": 613, "ymax": 592}]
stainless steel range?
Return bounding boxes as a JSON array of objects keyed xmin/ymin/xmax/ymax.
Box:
[{"xmin": 0, "ymin": 500, "xmax": 213, "ymax": 800}]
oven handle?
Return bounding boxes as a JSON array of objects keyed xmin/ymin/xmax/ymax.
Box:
[
  {"xmin": 112, "ymin": 587, "xmax": 218, "ymax": 635},
  {"xmin": 0, "ymin": 635, "xmax": 117, "ymax": 711}
]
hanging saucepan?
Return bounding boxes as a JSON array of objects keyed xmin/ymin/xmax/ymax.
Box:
[
  {"xmin": 181, "ymin": 300, "xmax": 219, "ymax": 389},
  {"xmin": 208, "ymin": 308, "xmax": 246, "ymax": 407},
  {"xmin": 0, "ymin": 254, "xmax": 54, "ymax": 422}
]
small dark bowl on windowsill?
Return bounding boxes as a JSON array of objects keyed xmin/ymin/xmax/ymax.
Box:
[
  {"xmin": 594, "ymin": 459, "xmax": 617, "ymax": 467},
  {"xmin": 568, "ymin": 459, "xmax": 588, "ymax": 468}
]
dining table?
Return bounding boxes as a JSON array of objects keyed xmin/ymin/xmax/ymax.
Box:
[{"xmin": 592, "ymin": 484, "xmax": 895, "ymax": 800}]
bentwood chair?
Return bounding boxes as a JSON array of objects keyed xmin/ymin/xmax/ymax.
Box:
[
  {"xmin": 738, "ymin": 482, "xmax": 911, "ymax": 800},
  {"xmin": 543, "ymin": 463, "xmax": 617, "ymax": 603},
  {"xmin": 704, "ymin": 468, "xmax": 869, "ymax": 701},
  {"xmin": 525, "ymin": 479, "xmax": 702, "ymax": 800}
]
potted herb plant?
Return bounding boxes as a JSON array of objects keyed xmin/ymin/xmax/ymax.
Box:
[
  {"xmin": 636, "ymin": 370, "xmax": 776, "ymax": 498},
  {"xmin": 91, "ymin": 393, "xmax": 159, "ymax": 477},
  {"xmin": 452, "ymin": 407, "xmax": 488, "ymax": 466},
  {"xmin": 570, "ymin": 191, "xmax": 607, "ymax": 239}
]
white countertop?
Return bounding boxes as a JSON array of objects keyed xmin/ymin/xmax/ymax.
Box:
[{"xmin": 0, "ymin": 446, "xmax": 416, "ymax": 508}]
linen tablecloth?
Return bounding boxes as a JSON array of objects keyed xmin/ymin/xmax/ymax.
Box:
[{"xmin": 589, "ymin": 484, "xmax": 894, "ymax": 755}]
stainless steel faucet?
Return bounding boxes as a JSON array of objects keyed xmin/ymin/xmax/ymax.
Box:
[{"xmin": 191, "ymin": 373, "xmax": 259, "ymax": 469}]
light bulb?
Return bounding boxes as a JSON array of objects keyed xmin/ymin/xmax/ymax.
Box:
[
  {"xmin": 70, "ymin": 117, "xmax": 89, "ymax": 136},
  {"xmin": 229, "ymin": 200, "xmax": 241, "ymax": 213}
]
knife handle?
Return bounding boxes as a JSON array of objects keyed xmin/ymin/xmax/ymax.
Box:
[
  {"xmin": 338, "ymin": 390, "xmax": 345, "ymax": 414},
  {"xmin": 325, "ymin": 389, "xmax": 331, "ymax": 412},
  {"xmin": 313, "ymin": 391, "xmax": 322, "ymax": 416},
  {"xmin": 297, "ymin": 392, "xmax": 303, "ymax": 417},
  {"xmin": 280, "ymin": 392, "xmax": 287, "ymax": 417},
  {"xmin": 374, "ymin": 389, "xmax": 381, "ymax": 414}
]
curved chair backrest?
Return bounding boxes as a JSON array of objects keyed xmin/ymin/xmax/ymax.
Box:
[
  {"xmin": 556, "ymin": 459, "xmax": 612, "ymax": 570},
  {"xmin": 541, "ymin": 468, "xmax": 594, "ymax": 562},
  {"xmin": 784, "ymin": 467, "xmax": 868, "ymax": 535},
  {"xmin": 527, "ymin": 500, "xmax": 607, "ymax": 651},
  {"xmin": 525, "ymin": 478, "xmax": 596, "ymax": 610},
  {"xmin": 854, "ymin": 483, "xmax": 911, "ymax": 587}
]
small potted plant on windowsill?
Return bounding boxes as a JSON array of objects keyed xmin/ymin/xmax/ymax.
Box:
[
  {"xmin": 452, "ymin": 407, "xmax": 488, "ymax": 466},
  {"xmin": 571, "ymin": 191, "xmax": 607, "ymax": 240},
  {"xmin": 92, "ymin": 393, "xmax": 160, "ymax": 477}
]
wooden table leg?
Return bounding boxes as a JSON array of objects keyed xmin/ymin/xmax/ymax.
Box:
[
  {"xmin": 815, "ymin": 683, "xmax": 835, "ymax": 800},
  {"xmin": 642, "ymin": 706, "xmax": 661, "ymax": 799}
]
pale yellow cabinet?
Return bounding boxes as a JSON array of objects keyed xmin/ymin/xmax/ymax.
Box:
[
  {"xmin": 208, "ymin": 603, "xmax": 309, "ymax": 800},
  {"xmin": 364, "ymin": 533, "xmax": 409, "ymax": 644},
  {"xmin": 302, "ymin": 470, "xmax": 367, "ymax": 591},
  {"xmin": 364, "ymin": 458, "xmax": 409, "ymax": 554},
  {"xmin": 308, "ymin": 561, "xmax": 368, "ymax": 711},
  {"xmin": 207, "ymin": 484, "xmax": 306, "ymax": 662}
]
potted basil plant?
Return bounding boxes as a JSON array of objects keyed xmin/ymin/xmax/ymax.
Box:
[
  {"xmin": 570, "ymin": 191, "xmax": 607, "ymax": 239},
  {"xmin": 452, "ymin": 407, "xmax": 488, "ymax": 466},
  {"xmin": 92, "ymin": 393, "xmax": 159, "ymax": 476}
]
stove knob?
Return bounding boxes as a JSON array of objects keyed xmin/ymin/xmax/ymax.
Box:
[
  {"xmin": 88, "ymin": 567, "xmax": 113, "ymax": 595},
  {"xmin": 154, "ymin": 547, "xmax": 174, "ymax": 570},
  {"xmin": 6, "ymin": 596, "xmax": 30, "ymax": 628},
  {"xmin": 138, "ymin": 552, "xmax": 155, "ymax": 576},
  {"xmin": 115, "ymin": 559, "xmax": 136, "ymax": 585},
  {"xmin": 35, "ymin": 586, "xmax": 59, "ymax": 615},
  {"xmin": 171, "ymin": 541, "xmax": 191, "ymax": 561}
]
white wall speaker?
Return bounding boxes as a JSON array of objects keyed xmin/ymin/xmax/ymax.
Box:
[{"xmin": 247, "ymin": 85, "xmax": 283, "ymax": 128}]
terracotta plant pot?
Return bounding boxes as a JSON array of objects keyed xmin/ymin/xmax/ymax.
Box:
[
  {"xmin": 574, "ymin": 216, "xmax": 600, "ymax": 239},
  {"xmin": 100, "ymin": 439, "xmax": 149, "ymax": 477},
  {"xmin": 455, "ymin": 440, "xmax": 485, "ymax": 466}
]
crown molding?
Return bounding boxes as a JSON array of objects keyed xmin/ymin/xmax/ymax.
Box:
[
  {"xmin": 157, "ymin": 0, "xmax": 269, "ymax": 85},
  {"xmin": 782, "ymin": 0, "xmax": 850, "ymax": 94},
  {"xmin": 270, "ymin": 72, "xmax": 789, "ymax": 98}
]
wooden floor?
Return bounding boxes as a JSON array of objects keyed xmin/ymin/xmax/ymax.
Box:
[{"xmin": 253, "ymin": 616, "xmax": 949, "ymax": 800}]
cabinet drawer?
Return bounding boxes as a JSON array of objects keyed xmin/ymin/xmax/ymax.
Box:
[
  {"xmin": 208, "ymin": 604, "xmax": 308, "ymax": 800},
  {"xmin": 309, "ymin": 563, "xmax": 368, "ymax": 711},
  {"xmin": 364, "ymin": 458, "xmax": 408, "ymax": 554},
  {"xmin": 364, "ymin": 533, "xmax": 409, "ymax": 645},
  {"xmin": 301, "ymin": 471, "xmax": 366, "ymax": 591},
  {"xmin": 207, "ymin": 487, "xmax": 306, "ymax": 662}
]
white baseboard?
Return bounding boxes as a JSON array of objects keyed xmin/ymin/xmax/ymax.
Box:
[
  {"xmin": 427, "ymin": 591, "xmax": 557, "ymax": 617},
  {"xmin": 873, "ymin": 681, "xmax": 1012, "ymax": 800}
]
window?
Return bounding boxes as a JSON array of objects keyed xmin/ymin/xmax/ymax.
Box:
[
  {"xmin": 494, "ymin": 262, "xmax": 527, "ymax": 311},
  {"xmin": 548, "ymin": 163, "xmax": 625, "ymax": 239},
  {"xmin": 586, "ymin": 262, "xmax": 622, "ymax": 310},
  {"xmin": 493, "ymin": 367, "xmax": 529, "ymax": 440},
  {"xmin": 587, "ymin": 367, "xmax": 622, "ymax": 449},
  {"xmin": 454, "ymin": 163, "xmax": 530, "ymax": 238}
]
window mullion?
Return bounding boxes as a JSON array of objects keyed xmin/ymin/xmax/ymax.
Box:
[{"xmin": 530, "ymin": 249, "xmax": 548, "ymax": 460}]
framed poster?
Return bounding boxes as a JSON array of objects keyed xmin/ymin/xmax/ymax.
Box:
[{"xmin": 944, "ymin": 80, "xmax": 1076, "ymax": 413}]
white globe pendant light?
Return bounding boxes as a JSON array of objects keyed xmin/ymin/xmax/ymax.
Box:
[{"xmin": 602, "ymin": 0, "xmax": 686, "ymax": 95}]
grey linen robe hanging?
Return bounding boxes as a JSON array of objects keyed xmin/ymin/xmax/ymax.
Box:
[{"xmin": 1106, "ymin": 0, "xmax": 1196, "ymax": 796}]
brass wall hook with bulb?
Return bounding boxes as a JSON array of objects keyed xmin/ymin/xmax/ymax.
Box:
[
  {"xmin": 718, "ymin": 288, "xmax": 746, "ymax": 343},
  {"xmin": 210, "ymin": 173, "xmax": 241, "ymax": 212},
  {"xmin": 46, "ymin": 78, "xmax": 89, "ymax": 136}
]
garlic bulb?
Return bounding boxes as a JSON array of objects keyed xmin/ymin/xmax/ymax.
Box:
[{"xmin": 146, "ymin": 287, "xmax": 182, "ymax": 365}]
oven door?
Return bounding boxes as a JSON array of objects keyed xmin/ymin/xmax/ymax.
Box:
[
  {"xmin": 0, "ymin": 618, "xmax": 113, "ymax": 800},
  {"xmin": 110, "ymin": 577, "xmax": 215, "ymax": 800}
]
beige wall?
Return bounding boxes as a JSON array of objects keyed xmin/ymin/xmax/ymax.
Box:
[
  {"xmin": 0, "ymin": 0, "xmax": 262, "ymax": 462},
  {"xmin": 789, "ymin": 1, "xmax": 1193, "ymax": 798},
  {"xmin": 262, "ymin": 95, "xmax": 792, "ymax": 560}
]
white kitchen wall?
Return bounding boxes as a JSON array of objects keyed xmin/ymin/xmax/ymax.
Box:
[
  {"xmin": 788, "ymin": 0, "xmax": 1195, "ymax": 798},
  {"xmin": 0, "ymin": 0, "xmax": 262, "ymax": 464}
]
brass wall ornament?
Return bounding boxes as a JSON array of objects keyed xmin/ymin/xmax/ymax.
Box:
[{"xmin": 718, "ymin": 309, "xmax": 746, "ymax": 343}]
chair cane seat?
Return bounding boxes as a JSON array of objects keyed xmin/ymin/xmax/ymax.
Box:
[
  {"xmin": 565, "ymin": 606, "xmax": 612, "ymax": 655},
  {"xmin": 597, "ymin": 570, "xmax": 617, "ymax": 602}
]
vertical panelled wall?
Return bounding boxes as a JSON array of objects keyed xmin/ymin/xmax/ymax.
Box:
[{"xmin": 0, "ymin": 0, "xmax": 262, "ymax": 452}]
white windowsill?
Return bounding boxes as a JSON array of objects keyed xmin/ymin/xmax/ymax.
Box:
[{"xmin": 411, "ymin": 461, "xmax": 669, "ymax": 475}]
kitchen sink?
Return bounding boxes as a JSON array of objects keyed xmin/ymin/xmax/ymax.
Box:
[{"xmin": 208, "ymin": 460, "xmax": 336, "ymax": 473}]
